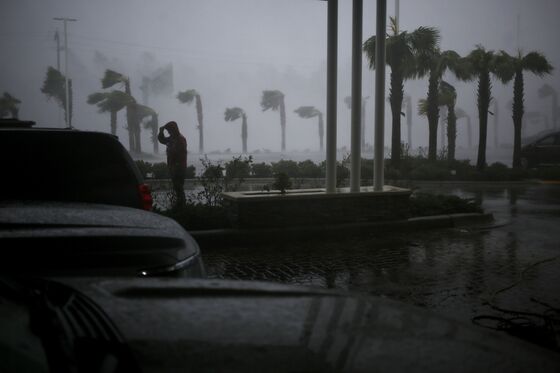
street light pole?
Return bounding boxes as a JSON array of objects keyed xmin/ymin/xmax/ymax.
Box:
[{"xmin": 53, "ymin": 17, "xmax": 76, "ymax": 128}]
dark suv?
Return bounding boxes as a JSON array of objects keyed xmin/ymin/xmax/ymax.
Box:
[
  {"xmin": 0, "ymin": 119, "xmax": 152, "ymax": 210},
  {"xmin": 520, "ymin": 131, "xmax": 560, "ymax": 168}
]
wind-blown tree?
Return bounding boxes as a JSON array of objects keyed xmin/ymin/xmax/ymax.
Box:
[
  {"xmin": 101, "ymin": 69, "xmax": 140, "ymax": 152},
  {"xmin": 364, "ymin": 17, "xmax": 439, "ymax": 167},
  {"xmin": 344, "ymin": 95, "xmax": 369, "ymax": 149},
  {"xmin": 224, "ymin": 107, "xmax": 248, "ymax": 153},
  {"xmin": 439, "ymin": 81, "xmax": 458, "ymax": 161},
  {"xmin": 87, "ymin": 90, "xmax": 135, "ymax": 135},
  {"xmin": 495, "ymin": 51, "xmax": 553, "ymax": 168},
  {"xmin": 41, "ymin": 67, "xmax": 73, "ymax": 127},
  {"xmin": 460, "ymin": 46, "xmax": 502, "ymax": 170},
  {"xmin": 294, "ymin": 106, "xmax": 324, "ymax": 151},
  {"xmin": 402, "ymin": 95, "xmax": 413, "ymax": 149},
  {"xmin": 455, "ymin": 108, "xmax": 472, "ymax": 149},
  {"xmin": 419, "ymin": 49, "xmax": 462, "ymax": 160},
  {"xmin": 177, "ymin": 89, "xmax": 204, "ymax": 153},
  {"xmin": 538, "ymin": 84, "xmax": 558, "ymax": 129},
  {"xmin": 418, "ymin": 81, "xmax": 457, "ymax": 160},
  {"xmin": 0, "ymin": 92, "xmax": 21, "ymax": 118},
  {"xmin": 136, "ymin": 104, "xmax": 158, "ymax": 154},
  {"xmin": 261, "ymin": 90, "xmax": 286, "ymax": 152}
]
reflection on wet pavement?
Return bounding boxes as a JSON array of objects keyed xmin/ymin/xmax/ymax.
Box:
[{"xmin": 202, "ymin": 184, "xmax": 560, "ymax": 326}]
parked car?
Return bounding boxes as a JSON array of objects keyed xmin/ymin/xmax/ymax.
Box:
[
  {"xmin": 0, "ymin": 201, "xmax": 204, "ymax": 277},
  {"xmin": 0, "ymin": 119, "xmax": 152, "ymax": 210},
  {"xmin": 520, "ymin": 130, "xmax": 560, "ymax": 168},
  {"xmin": 0, "ymin": 119, "xmax": 203, "ymax": 277},
  {"xmin": 1, "ymin": 276, "xmax": 559, "ymax": 373}
]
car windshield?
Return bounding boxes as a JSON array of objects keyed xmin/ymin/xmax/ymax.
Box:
[{"xmin": 2, "ymin": 0, "xmax": 560, "ymax": 370}]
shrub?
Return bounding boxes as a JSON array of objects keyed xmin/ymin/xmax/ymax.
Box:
[
  {"xmin": 297, "ymin": 160, "xmax": 323, "ymax": 178},
  {"xmin": 225, "ymin": 155, "xmax": 252, "ymax": 180},
  {"xmin": 272, "ymin": 172, "xmax": 292, "ymax": 193},
  {"xmin": 252, "ymin": 162, "xmax": 273, "ymax": 177},
  {"xmin": 409, "ymin": 192, "xmax": 482, "ymax": 217},
  {"xmin": 271, "ymin": 159, "xmax": 300, "ymax": 177}
]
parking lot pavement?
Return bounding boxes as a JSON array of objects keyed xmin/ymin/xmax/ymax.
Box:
[{"xmin": 202, "ymin": 184, "xmax": 560, "ymax": 327}]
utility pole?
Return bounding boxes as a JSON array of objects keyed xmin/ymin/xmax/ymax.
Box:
[
  {"xmin": 53, "ymin": 17, "xmax": 76, "ymax": 128},
  {"xmin": 394, "ymin": 0, "xmax": 400, "ymax": 33},
  {"xmin": 54, "ymin": 29, "xmax": 62, "ymax": 126}
]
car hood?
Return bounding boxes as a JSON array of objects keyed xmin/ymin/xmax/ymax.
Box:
[
  {"xmin": 61, "ymin": 278, "xmax": 560, "ymax": 373},
  {"xmin": 0, "ymin": 202, "xmax": 200, "ymax": 276}
]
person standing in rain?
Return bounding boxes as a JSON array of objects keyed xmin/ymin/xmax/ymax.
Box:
[{"xmin": 158, "ymin": 121, "xmax": 187, "ymax": 207}]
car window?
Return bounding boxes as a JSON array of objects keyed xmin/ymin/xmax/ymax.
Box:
[{"xmin": 0, "ymin": 131, "xmax": 142, "ymax": 207}]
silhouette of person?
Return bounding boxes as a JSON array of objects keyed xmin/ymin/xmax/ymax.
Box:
[{"xmin": 158, "ymin": 121, "xmax": 187, "ymax": 207}]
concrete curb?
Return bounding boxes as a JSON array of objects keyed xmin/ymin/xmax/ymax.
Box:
[{"xmin": 191, "ymin": 212, "xmax": 494, "ymax": 248}]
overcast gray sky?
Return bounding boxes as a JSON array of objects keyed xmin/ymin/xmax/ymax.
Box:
[{"xmin": 2, "ymin": 0, "xmax": 559, "ymax": 155}]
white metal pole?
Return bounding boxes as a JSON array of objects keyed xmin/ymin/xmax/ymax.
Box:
[
  {"xmin": 350, "ymin": 0, "xmax": 363, "ymax": 193},
  {"xmin": 53, "ymin": 17, "xmax": 76, "ymax": 128},
  {"xmin": 395, "ymin": 0, "xmax": 400, "ymax": 33},
  {"xmin": 326, "ymin": 0, "xmax": 338, "ymax": 193},
  {"xmin": 374, "ymin": 0, "xmax": 387, "ymax": 191}
]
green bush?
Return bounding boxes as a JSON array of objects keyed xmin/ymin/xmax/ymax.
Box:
[
  {"xmin": 271, "ymin": 160, "xmax": 300, "ymax": 177},
  {"xmin": 272, "ymin": 172, "xmax": 292, "ymax": 193},
  {"xmin": 409, "ymin": 193, "xmax": 482, "ymax": 217},
  {"xmin": 252, "ymin": 162, "xmax": 273, "ymax": 177},
  {"xmin": 225, "ymin": 156, "xmax": 252, "ymax": 179},
  {"xmin": 297, "ymin": 160, "xmax": 323, "ymax": 178}
]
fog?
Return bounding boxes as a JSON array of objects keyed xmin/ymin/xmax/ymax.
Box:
[{"xmin": 2, "ymin": 0, "xmax": 559, "ymax": 160}]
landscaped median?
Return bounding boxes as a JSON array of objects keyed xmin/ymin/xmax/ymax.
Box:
[{"xmin": 189, "ymin": 211, "xmax": 494, "ymax": 248}]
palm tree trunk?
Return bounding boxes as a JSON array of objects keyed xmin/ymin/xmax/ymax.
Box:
[
  {"xmin": 447, "ymin": 105, "xmax": 457, "ymax": 161},
  {"xmin": 477, "ymin": 72, "xmax": 491, "ymax": 170},
  {"xmin": 512, "ymin": 70, "xmax": 524, "ymax": 168},
  {"xmin": 493, "ymin": 100, "xmax": 499, "ymax": 148},
  {"xmin": 124, "ymin": 80, "xmax": 136, "ymax": 152},
  {"xmin": 196, "ymin": 94, "xmax": 204, "ymax": 153},
  {"xmin": 390, "ymin": 69, "xmax": 404, "ymax": 167},
  {"xmin": 152, "ymin": 115, "xmax": 159, "ymax": 154},
  {"xmin": 406, "ymin": 97, "xmax": 412, "ymax": 149},
  {"xmin": 242, "ymin": 114, "xmax": 248, "ymax": 154},
  {"xmin": 110, "ymin": 110, "xmax": 117, "ymax": 135},
  {"xmin": 467, "ymin": 117, "xmax": 472, "ymax": 149},
  {"xmin": 280, "ymin": 99, "xmax": 286, "ymax": 152},
  {"xmin": 427, "ymin": 71, "xmax": 439, "ymax": 161},
  {"xmin": 440, "ymin": 106, "xmax": 448, "ymax": 152},
  {"xmin": 68, "ymin": 79, "xmax": 73, "ymax": 128},
  {"xmin": 318, "ymin": 113, "xmax": 324, "ymax": 151}
]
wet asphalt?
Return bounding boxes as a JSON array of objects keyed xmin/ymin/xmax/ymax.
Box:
[{"xmin": 202, "ymin": 183, "xmax": 560, "ymax": 328}]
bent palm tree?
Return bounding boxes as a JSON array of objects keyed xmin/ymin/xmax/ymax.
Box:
[
  {"xmin": 455, "ymin": 108, "xmax": 472, "ymax": 149},
  {"xmin": 495, "ymin": 51, "xmax": 553, "ymax": 168},
  {"xmin": 261, "ymin": 90, "xmax": 286, "ymax": 152},
  {"xmin": 364, "ymin": 17, "xmax": 439, "ymax": 167},
  {"xmin": 459, "ymin": 46, "xmax": 501, "ymax": 170},
  {"xmin": 101, "ymin": 69, "xmax": 139, "ymax": 152},
  {"xmin": 538, "ymin": 84, "xmax": 558, "ymax": 129},
  {"xmin": 41, "ymin": 67, "xmax": 73, "ymax": 127},
  {"xmin": 177, "ymin": 89, "xmax": 204, "ymax": 153},
  {"xmin": 294, "ymin": 106, "xmax": 324, "ymax": 151},
  {"xmin": 135, "ymin": 104, "xmax": 158, "ymax": 154},
  {"xmin": 87, "ymin": 90, "xmax": 135, "ymax": 135},
  {"xmin": 224, "ymin": 107, "xmax": 248, "ymax": 153},
  {"xmin": 0, "ymin": 92, "xmax": 21, "ymax": 118}
]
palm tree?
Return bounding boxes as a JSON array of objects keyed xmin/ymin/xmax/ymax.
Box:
[
  {"xmin": 491, "ymin": 100, "xmax": 500, "ymax": 148},
  {"xmin": 439, "ymin": 81, "xmax": 458, "ymax": 161},
  {"xmin": 224, "ymin": 107, "xmax": 248, "ymax": 153},
  {"xmin": 177, "ymin": 89, "xmax": 204, "ymax": 153},
  {"xmin": 364, "ymin": 17, "xmax": 439, "ymax": 167},
  {"xmin": 538, "ymin": 84, "xmax": 558, "ymax": 129},
  {"xmin": 0, "ymin": 92, "xmax": 21, "ymax": 118},
  {"xmin": 344, "ymin": 96, "xmax": 369, "ymax": 149},
  {"xmin": 261, "ymin": 90, "xmax": 286, "ymax": 152},
  {"xmin": 402, "ymin": 95, "xmax": 413, "ymax": 149},
  {"xmin": 419, "ymin": 49, "xmax": 462, "ymax": 160},
  {"xmin": 87, "ymin": 90, "xmax": 135, "ymax": 135},
  {"xmin": 294, "ymin": 106, "xmax": 324, "ymax": 151},
  {"xmin": 41, "ymin": 66, "xmax": 73, "ymax": 127},
  {"xmin": 495, "ymin": 51, "xmax": 553, "ymax": 168},
  {"xmin": 101, "ymin": 69, "xmax": 140, "ymax": 152},
  {"xmin": 460, "ymin": 46, "xmax": 501, "ymax": 170},
  {"xmin": 136, "ymin": 104, "xmax": 158, "ymax": 154},
  {"xmin": 455, "ymin": 108, "xmax": 473, "ymax": 149},
  {"xmin": 418, "ymin": 81, "xmax": 457, "ymax": 160}
]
